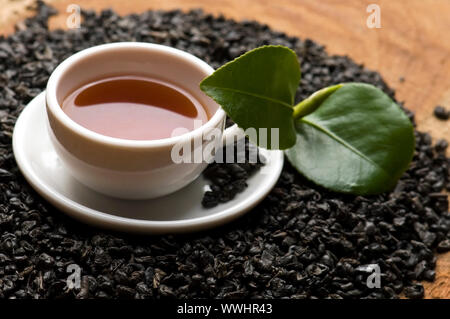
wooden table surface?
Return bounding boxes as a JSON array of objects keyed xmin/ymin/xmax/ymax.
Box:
[{"xmin": 0, "ymin": 0, "xmax": 448, "ymax": 298}]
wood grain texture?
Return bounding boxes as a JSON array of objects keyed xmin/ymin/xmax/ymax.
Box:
[{"xmin": 0, "ymin": 0, "xmax": 448, "ymax": 298}]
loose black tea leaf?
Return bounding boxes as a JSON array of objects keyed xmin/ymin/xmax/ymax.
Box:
[
  {"xmin": 433, "ymin": 105, "xmax": 449, "ymax": 120},
  {"xmin": 0, "ymin": 2, "xmax": 448, "ymax": 299}
]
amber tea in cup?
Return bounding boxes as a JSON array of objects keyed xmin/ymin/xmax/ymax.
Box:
[{"xmin": 61, "ymin": 74, "xmax": 209, "ymax": 140}]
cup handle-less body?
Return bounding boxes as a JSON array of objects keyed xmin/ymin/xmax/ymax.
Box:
[{"xmin": 45, "ymin": 42, "xmax": 230, "ymax": 199}]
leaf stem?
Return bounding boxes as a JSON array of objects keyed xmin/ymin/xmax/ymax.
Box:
[{"xmin": 292, "ymin": 84, "xmax": 343, "ymax": 119}]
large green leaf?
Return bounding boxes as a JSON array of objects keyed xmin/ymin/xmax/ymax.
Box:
[
  {"xmin": 200, "ymin": 45, "xmax": 300, "ymax": 149},
  {"xmin": 285, "ymin": 83, "xmax": 415, "ymax": 195}
]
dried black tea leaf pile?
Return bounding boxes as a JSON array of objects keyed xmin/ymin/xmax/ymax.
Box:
[
  {"xmin": 202, "ymin": 137, "xmax": 265, "ymax": 208},
  {"xmin": 0, "ymin": 2, "xmax": 449, "ymax": 299}
]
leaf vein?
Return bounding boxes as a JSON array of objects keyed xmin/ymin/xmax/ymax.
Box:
[
  {"xmin": 202, "ymin": 85, "xmax": 293, "ymax": 108},
  {"xmin": 300, "ymin": 118, "xmax": 391, "ymax": 178}
]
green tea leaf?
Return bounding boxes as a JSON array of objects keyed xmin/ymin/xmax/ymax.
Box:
[
  {"xmin": 200, "ymin": 45, "xmax": 300, "ymax": 149},
  {"xmin": 292, "ymin": 84, "xmax": 343, "ymax": 119},
  {"xmin": 285, "ymin": 83, "xmax": 415, "ymax": 195}
]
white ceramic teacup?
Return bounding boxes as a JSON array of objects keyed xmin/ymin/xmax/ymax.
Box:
[{"xmin": 46, "ymin": 42, "xmax": 235, "ymax": 200}]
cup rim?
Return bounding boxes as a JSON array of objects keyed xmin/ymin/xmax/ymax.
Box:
[{"xmin": 46, "ymin": 42, "xmax": 226, "ymax": 148}]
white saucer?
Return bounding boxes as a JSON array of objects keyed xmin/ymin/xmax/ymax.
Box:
[{"xmin": 12, "ymin": 92, "xmax": 284, "ymax": 234}]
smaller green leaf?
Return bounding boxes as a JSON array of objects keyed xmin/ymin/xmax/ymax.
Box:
[
  {"xmin": 285, "ymin": 83, "xmax": 415, "ymax": 195},
  {"xmin": 200, "ymin": 45, "xmax": 301, "ymax": 150},
  {"xmin": 293, "ymin": 84, "xmax": 343, "ymax": 119}
]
